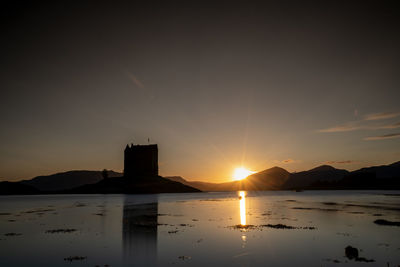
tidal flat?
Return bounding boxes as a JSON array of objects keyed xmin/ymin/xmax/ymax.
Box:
[{"xmin": 0, "ymin": 191, "xmax": 399, "ymax": 266}]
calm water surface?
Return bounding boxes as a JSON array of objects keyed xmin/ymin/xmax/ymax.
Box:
[{"xmin": 0, "ymin": 191, "xmax": 399, "ymax": 266}]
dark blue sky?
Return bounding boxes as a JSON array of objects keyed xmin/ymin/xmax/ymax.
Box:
[{"xmin": 1, "ymin": 1, "xmax": 399, "ymax": 181}]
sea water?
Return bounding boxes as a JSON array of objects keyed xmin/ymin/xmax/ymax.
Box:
[{"xmin": 0, "ymin": 191, "xmax": 399, "ymax": 266}]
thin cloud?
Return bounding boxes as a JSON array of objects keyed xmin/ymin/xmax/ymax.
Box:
[
  {"xmin": 127, "ymin": 73, "xmax": 145, "ymax": 89},
  {"xmin": 324, "ymin": 160, "xmax": 358, "ymax": 164},
  {"xmin": 378, "ymin": 122, "xmax": 400, "ymax": 129},
  {"xmin": 273, "ymin": 159, "xmax": 301, "ymax": 164},
  {"xmin": 125, "ymin": 71, "xmax": 155, "ymax": 100},
  {"xmin": 364, "ymin": 112, "xmax": 400, "ymax": 121},
  {"xmin": 318, "ymin": 123, "xmax": 361, "ymax": 133},
  {"xmin": 364, "ymin": 132, "xmax": 400, "ymax": 141},
  {"xmin": 318, "ymin": 121, "xmax": 400, "ymax": 133},
  {"xmin": 283, "ymin": 159, "xmax": 294, "ymax": 163}
]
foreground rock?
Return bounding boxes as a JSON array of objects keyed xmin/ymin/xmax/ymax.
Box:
[
  {"xmin": 345, "ymin": 246, "xmax": 375, "ymax": 262},
  {"xmin": 374, "ymin": 219, "xmax": 400, "ymax": 226}
]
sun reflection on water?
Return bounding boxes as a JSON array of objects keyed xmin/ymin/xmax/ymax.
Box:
[{"xmin": 239, "ymin": 191, "xmax": 246, "ymax": 225}]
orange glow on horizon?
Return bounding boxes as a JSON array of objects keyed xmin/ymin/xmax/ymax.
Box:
[{"xmin": 233, "ymin": 167, "xmax": 255, "ymax": 181}]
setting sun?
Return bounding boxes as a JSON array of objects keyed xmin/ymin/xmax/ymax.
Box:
[{"xmin": 233, "ymin": 167, "xmax": 255, "ymax": 181}]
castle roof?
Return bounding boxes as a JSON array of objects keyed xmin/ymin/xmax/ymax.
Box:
[{"xmin": 125, "ymin": 143, "xmax": 158, "ymax": 150}]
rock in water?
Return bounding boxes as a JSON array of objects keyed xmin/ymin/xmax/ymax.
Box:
[{"xmin": 345, "ymin": 246, "xmax": 358, "ymax": 260}]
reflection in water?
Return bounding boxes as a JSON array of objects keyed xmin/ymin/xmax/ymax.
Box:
[
  {"xmin": 241, "ymin": 234, "xmax": 247, "ymax": 248},
  {"xmin": 123, "ymin": 201, "xmax": 158, "ymax": 266},
  {"xmin": 239, "ymin": 191, "xmax": 246, "ymax": 225}
]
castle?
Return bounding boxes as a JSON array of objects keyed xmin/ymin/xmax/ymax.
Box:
[{"xmin": 124, "ymin": 143, "xmax": 158, "ymax": 178}]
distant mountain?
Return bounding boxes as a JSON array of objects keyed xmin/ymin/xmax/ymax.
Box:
[
  {"xmin": 164, "ymin": 176, "xmax": 187, "ymax": 185},
  {"xmin": 2, "ymin": 161, "xmax": 399, "ymax": 195},
  {"xmin": 20, "ymin": 170, "xmax": 122, "ymax": 191},
  {"xmin": 351, "ymin": 161, "xmax": 400, "ymax": 179},
  {"xmin": 390, "ymin": 161, "xmax": 400, "ymax": 167},
  {"xmin": 165, "ymin": 167, "xmax": 291, "ymax": 191},
  {"xmin": 166, "ymin": 161, "xmax": 400, "ymax": 191},
  {"xmin": 282, "ymin": 165, "xmax": 349, "ymax": 189},
  {"xmin": 312, "ymin": 161, "xmax": 400, "ymax": 190},
  {"xmin": 0, "ymin": 181, "xmax": 40, "ymax": 195},
  {"xmin": 244, "ymin": 167, "xmax": 291, "ymax": 190},
  {"xmin": 164, "ymin": 176, "xmax": 234, "ymax": 191}
]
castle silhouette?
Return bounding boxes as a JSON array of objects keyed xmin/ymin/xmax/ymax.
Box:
[{"xmin": 124, "ymin": 143, "xmax": 158, "ymax": 178}]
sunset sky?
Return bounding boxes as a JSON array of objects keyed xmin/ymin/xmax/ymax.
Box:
[{"xmin": 1, "ymin": 1, "xmax": 399, "ymax": 182}]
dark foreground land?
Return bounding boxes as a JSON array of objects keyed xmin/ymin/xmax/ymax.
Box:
[
  {"xmin": 0, "ymin": 175, "xmax": 200, "ymax": 195},
  {"xmin": 66, "ymin": 175, "xmax": 201, "ymax": 194}
]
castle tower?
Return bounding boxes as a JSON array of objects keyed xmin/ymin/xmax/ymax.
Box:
[{"xmin": 124, "ymin": 143, "xmax": 158, "ymax": 178}]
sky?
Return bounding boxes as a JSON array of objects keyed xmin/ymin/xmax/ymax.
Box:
[{"xmin": 1, "ymin": 1, "xmax": 400, "ymax": 182}]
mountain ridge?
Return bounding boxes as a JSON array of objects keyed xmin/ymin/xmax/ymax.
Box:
[
  {"xmin": 1, "ymin": 161, "xmax": 399, "ymax": 194},
  {"xmin": 166, "ymin": 161, "xmax": 400, "ymax": 191},
  {"xmin": 20, "ymin": 170, "xmax": 122, "ymax": 191}
]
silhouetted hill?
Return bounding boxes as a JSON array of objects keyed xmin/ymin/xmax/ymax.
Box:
[
  {"xmin": 311, "ymin": 161, "xmax": 400, "ymax": 190},
  {"xmin": 0, "ymin": 181, "xmax": 40, "ymax": 195},
  {"xmin": 21, "ymin": 170, "xmax": 122, "ymax": 191},
  {"xmin": 165, "ymin": 176, "xmax": 238, "ymax": 191},
  {"xmin": 66, "ymin": 175, "xmax": 200, "ymax": 194},
  {"xmin": 164, "ymin": 176, "xmax": 187, "ymax": 185},
  {"xmin": 243, "ymin": 167, "xmax": 291, "ymax": 190},
  {"xmin": 390, "ymin": 161, "xmax": 400, "ymax": 167},
  {"xmin": 282, "ymin": 165, "xmax": 349, "ymax": 189},
  {"xmin": 2, "ymin": 161, "xmax": 399, "ymax": 195},
  {"xmin": 166, "ymin": 167, "xmax": 291, "ymax": 191},
  {"xmin": 351, "ymin": 161, "xmax": 400, "ymax": 179},
  {"xmin": 165, "ymin": 176, "xmax": 221, "ymax": 191},
  {"xmin": 166, "ymin": 161, "xmax": 400, "ymax": 191},
  {"xmin": 1, "ymin": 174, "xmax": 199, "ymax": 195},
  {"xmin": 308, "ymin": 165, "xmax": 338, "ymax": 172}
]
